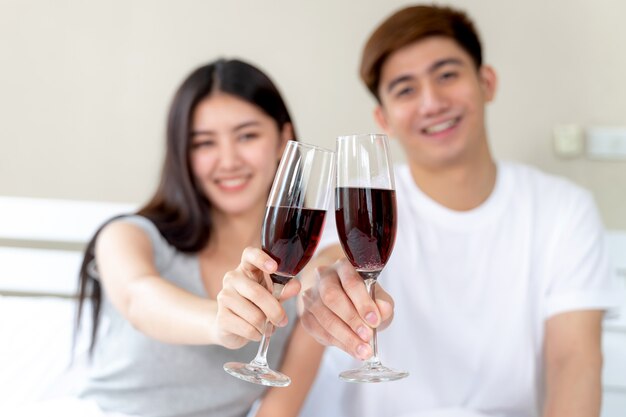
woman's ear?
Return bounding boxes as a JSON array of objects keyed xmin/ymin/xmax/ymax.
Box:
[{"xmin": 278, "ymin": 122, "xmax": 294, "ymax": 156}]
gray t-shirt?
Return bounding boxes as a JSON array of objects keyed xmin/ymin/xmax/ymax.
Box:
[{"xmin": 79, "ymin": 215, "xmax": 297, "ymax": 417}]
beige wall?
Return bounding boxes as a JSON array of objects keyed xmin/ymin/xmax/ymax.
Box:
[{"xmin": 1, "ymin": 0, "xmax": 624, "ymax": 228}]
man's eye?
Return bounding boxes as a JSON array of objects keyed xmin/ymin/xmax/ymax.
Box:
[{"xmin": 395, "ymin": 86, "xmax": 415, "ymax": 98}]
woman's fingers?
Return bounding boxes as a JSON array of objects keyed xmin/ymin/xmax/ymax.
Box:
[
  {"xmin": 238, "ymin": 246, "xmax": 277, "ymax": 286},
  {"xmin": 218, "ymin": 271, "xmax": 287, "ymax": 326},
  {"xmin": 216, "ymin": 246, "xmax": 302, "ymax": 349}
]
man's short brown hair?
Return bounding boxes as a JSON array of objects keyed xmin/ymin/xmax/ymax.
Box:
[{"xmin": 360, "ymin": 5, "xmax": 483, "ymax": 100}]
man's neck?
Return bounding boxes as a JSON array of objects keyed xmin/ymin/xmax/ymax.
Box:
[{"xmin": 409, "ymin": 155, "xmax": 497, "ymax": 211}]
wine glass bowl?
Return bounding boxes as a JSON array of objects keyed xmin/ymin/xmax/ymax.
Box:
[
  {"xmin": 223, "ymin": 140, "xmax": 335, "ymax": 387},
  {"xmin": 335, "ymin": 133, "xmax": 408, "ymax": 383}
]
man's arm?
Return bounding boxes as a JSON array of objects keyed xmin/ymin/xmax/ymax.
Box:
[{"xmin": 543, "ymin": 310, "xmax": 604, "ymax": 417}]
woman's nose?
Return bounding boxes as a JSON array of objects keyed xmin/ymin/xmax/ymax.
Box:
[{"xmin": 218, "ymin": 141, "xmax": 242, "ymax": 169}]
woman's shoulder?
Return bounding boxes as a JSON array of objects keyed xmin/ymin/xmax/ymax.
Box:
[
  {"xmin": 101, "ymin": 215, "xmax": 160, "ymax": 244},
  {"xmin": 100, "ymin": 215, "xmax": 178, "ymax": 268}
]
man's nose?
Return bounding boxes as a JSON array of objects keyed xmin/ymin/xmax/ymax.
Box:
[{"xmin": 418, "ymin": 83, "xmax": 448, "ymax": 117}]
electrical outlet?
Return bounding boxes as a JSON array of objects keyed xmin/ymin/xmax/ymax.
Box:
[
  {"xmin": 586, "ymin": 127, "xmax": 626, "ymax": 160},
  {"xmin": 553, "ymin": 125, "xmax": 584, "ymax": 158}
]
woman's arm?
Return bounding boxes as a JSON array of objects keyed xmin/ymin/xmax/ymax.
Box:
[
  {"xmin": 98, "ymin": 223, "xmax": 300, "ymax": 348},
  {"xmin": 254, "ymin": 320, "xmax": 325, "ymax": 417},
  {"xmin": 95, "ymin": 220, "xmax": 221, "ymax": 345}
]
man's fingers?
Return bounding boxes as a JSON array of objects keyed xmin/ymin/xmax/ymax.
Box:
[
  {"xmin": 374, "ymin": 283, "xmax": 394, "ymax": 330},
  {"xmin": 335, "ymin": 259, "xmax": 382, "ymax": 328},
  {"xmin": 302, "ymin": 284, "xmax": 372, "ymax": 360},
  {"xmin": 316, "ymin": 264, "xmax": 374, "ymax": 343}
]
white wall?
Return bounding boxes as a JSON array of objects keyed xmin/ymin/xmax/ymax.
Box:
[{"xmin": 1, "ymin": 0, "xmax": 624, "ymax": 228}]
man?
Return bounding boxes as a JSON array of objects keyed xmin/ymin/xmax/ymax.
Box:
[{"xmin": 298, "ymin": 4, "xmax": 619, "ymax": 417}]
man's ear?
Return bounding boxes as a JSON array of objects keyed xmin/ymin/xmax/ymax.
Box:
[
  {"xmin": 374, "ymin": 105, "xmax": 392, "ymax": 136},
  {"xmin": 479, "ymin": 65, "xmax": 497, "ymax": 103}
]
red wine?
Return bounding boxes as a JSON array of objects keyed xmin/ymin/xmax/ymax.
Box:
[
  {"xmin": 262, "ymin": 206, "xmax": 326, "ymax": 285},
  {"xmin": 335, "ymin": 187, "xmax": 397, "ymax": 274}
]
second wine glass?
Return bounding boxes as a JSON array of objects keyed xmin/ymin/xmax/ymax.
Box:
[
  {"xmin": 223, "ymin": 140, "xmax": 335, "ymax": 387},
  {"xmin": 335, "ymin": 133, "xmax": 408, "ymax": 383}
]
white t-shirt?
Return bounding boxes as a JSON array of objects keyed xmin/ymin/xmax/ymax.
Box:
[{"xmin": 300, "ymin": 162, "xmax": 620, "ymax": 417}]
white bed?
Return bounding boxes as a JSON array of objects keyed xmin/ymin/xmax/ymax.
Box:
[{"xmin": 0, "ymin": 196, "xmax": 136, "ymax": 409}]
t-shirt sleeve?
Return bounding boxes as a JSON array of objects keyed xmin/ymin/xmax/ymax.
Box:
[
  {"xmin": 544, "ymin": 189, "xmax": 622, "ymax": 318},
  {"xmin": 114, "ymin": 215, "xmax": 174, "ymax": 272}
]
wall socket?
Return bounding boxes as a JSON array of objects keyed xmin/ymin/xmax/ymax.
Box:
[
  {"xmin": 553, "ymin": 124, "xmax": 584, "ymax": 158},
  {"xmin": 586, "ymin": 127, "xmax": 626, "ymax": 160}
]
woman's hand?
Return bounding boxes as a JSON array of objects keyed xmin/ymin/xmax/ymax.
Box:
[{"xmin": 214, "ymin": 247, "xmax": 301, "ymax": 349}]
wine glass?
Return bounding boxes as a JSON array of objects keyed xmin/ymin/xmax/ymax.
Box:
[
  {"xmin": 335, "ymin": 133, "xmax": 408, "ymax": 383},
  {"xmin": 224, "ymin": 140, "xmax": 335, "ymax": 387}
]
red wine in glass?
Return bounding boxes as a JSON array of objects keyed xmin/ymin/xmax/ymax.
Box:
[
  {"xmin": 262, "ymin": 206, "xmax": 326, "ymax": 285},
  {"xmin": 335, "ymin": 133, "xmax": 408, "ymax": 383},
  {"xmin": 335, "ymin": 187, "xmax": 396, "ymax": 274}
]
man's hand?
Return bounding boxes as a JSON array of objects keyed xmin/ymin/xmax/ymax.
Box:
[{"xmin": 300, "ymin": 257, "xmax": 394, "ymax": 360}]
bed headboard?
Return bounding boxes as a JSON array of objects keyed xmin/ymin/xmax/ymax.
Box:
[{"xmin": 0, "ymin": 196, "xmax": 137, "ymax": 298}]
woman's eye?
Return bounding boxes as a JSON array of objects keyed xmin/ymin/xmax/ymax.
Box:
[
  {"xmin": 191, "ymin": 140, "xmax": 215, "ymax": 150},
  {"xmin": 238, "ymin": 132, "xmax": 259, "ymax": 142},
  {"xmin": 439, "ymin": 71, "xmax": 458, "ymax": 82}
]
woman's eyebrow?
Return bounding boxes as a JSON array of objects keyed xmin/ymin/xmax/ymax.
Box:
[{"xmin": 233, "ymin": 120, "xmax": 261, "ymax": 131}]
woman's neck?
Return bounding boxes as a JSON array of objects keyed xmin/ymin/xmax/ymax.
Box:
[{"xmin": 204, "ymin": 204, "xmax": 265, "ymax": 256}]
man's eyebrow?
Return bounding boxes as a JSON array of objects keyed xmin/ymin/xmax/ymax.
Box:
[
  {"xmin": 386, "ymin": 75, "xmax": 415, "ymax": 94},
  {"xmin": 429, "ymin": 57, "xmax": 463, "ymax": 73},
  {"xmin": 385, "ymin": 58, "xmax": 464, "ymax": 94}
]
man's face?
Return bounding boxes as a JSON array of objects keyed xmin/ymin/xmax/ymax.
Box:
[{"xmin": 375, "ymin": 36, "xmax": 496, "ymax": 171}]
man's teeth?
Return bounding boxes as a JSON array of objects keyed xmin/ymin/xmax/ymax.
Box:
[
  {"xmin": 424, "ymin": 119, "xmax": 457, "ymax": 134},
  {"xmin": 219, "ymin": 178, "xmax": 247, "ymax": 187}
]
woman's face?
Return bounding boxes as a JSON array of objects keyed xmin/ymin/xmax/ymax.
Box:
[{"xmin": 189, "ymin": 93, "xmax": 290, "ymax": 216}]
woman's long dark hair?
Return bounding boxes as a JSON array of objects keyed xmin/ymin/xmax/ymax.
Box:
[{"xmin": 75, "ymin": 58, "xmax": 296, "ymax": 354}]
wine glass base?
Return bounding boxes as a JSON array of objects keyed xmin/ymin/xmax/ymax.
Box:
[
  {"xmin": 339, "ymin": 363, "xmax": 409, "ymax": 383},
  {"xmin": 224, "ymin": 361, "xmax": 291, "ymax": 387}
]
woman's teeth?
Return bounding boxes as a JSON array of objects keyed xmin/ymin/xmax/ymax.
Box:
[{"xmin": 218, "ymin": 178, "xmax": 247, "ymax": 188}]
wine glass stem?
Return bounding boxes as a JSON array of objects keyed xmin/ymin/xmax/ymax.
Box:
[
  {"xmin": 363, "ymin": 276, "xmax": 382, "ymax": 367},
  {"xmin": 250, "ymin": 282, "xmax": 285, "ymax": 368}
]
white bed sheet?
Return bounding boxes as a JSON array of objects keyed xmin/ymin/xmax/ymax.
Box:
[{"xmin": 0, "ymin": 296, "xmax": 89, "ymax": 407}]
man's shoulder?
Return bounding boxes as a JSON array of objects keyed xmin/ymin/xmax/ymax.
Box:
[{"xmin": 500, "ymin": 161, "xmax": 592, "ymax": 203}]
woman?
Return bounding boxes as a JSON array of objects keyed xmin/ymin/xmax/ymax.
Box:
[{"xmin": 73, "ymin": 58, "xmax": 324, "ymax": 417}]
